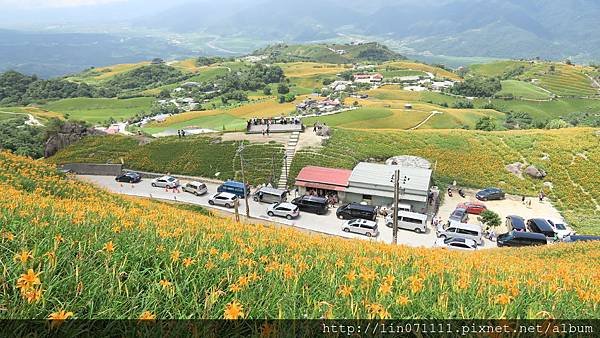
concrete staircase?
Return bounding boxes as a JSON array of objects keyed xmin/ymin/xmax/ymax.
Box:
[{"xmin": 277, "ymin": 131, "xmax": 300, "ymax": 190}]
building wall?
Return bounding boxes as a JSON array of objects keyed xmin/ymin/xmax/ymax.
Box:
[{"xmin": 343, "ymin": 192, "xmax": 428, "ymax": 213}]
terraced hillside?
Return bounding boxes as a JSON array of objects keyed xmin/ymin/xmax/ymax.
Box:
[
  {"xmin": 290, "ymin": 128, "xmax": 600, "ymax": 234},
  {"xmin": 47, "ymin": 135, "xmax": 285, "ymax": 185},
  {"xmin": 469, "ymin": 61, "xmax": 599, "ymax": 98},
  {"xmin": 2, "ymin": 151, "xmax": 599, "ymax": 320}
]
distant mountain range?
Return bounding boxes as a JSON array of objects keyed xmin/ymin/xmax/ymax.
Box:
[{"xmin": 1, "ymin": 0, "xmax": 600, "ymax": 77}]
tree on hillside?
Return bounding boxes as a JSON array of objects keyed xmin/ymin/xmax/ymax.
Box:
[
  {"xmin": 450, "ymin": 76, "xmax": 502, "ymax": 97},
  {"xmin": 475, "ymin": 116, "xmax": 497, "ymax": 131},
  {"xmin": 263, "ymin": 86, "xmax": 272, "ymax": 95},
  {"xmin": 277, "ymin": 83, "xmax": 290, "ymax": 94},
  {"xmin": 158, "ymin": 89, "xmax": 171, "ymax": 99}
]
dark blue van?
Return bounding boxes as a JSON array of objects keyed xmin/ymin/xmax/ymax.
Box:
[{"xmin": 217, "ymin": 180, "xmax": 250, "ymax": 198}]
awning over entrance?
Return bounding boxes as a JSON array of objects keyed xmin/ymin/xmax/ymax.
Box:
[{"xmin": 295, "ymin": 166, "xmax": 352, "ymax": 192}]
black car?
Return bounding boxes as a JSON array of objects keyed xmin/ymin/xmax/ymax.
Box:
[
  {"xmin": 475, "ymin": 188, "xmax": 505, "ymax": 201},
  {"xmin": 291, "ymin": 196, "xmax": 329, "ymax": 215},
  {"xmin": 562, "ymin": 235, "xmax": 600, "ymax": 243},
  {"xmin": 336, "ymin": 203, "xmax": 377, "ymax": 221},
  {"xmin": 115, "ymin": 172, "xmax": 142, "ymax": 183},
  {"xmin": 505, "ymin": 215, "xmax": 526, "ymax": 232},
  {"xmin": 497, "ymin": 231, "xmax": 547, "ymax": 247},
  {"xmin": 526, "ymin": 218, "xmax": 556, "ymax": 238}
]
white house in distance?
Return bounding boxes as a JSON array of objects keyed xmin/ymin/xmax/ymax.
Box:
[
  {"xmin": 328, "ymin": 80, "xmax": 352, "ymax": 92},
  {"xmin": 353, "ymin": 73, "xmax": 384, "ymax": 84}
]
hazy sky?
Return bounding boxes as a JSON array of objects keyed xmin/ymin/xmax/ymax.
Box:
[{"xmin": 0, "ymin": 0, "xmax": 127, "ymax": 8}]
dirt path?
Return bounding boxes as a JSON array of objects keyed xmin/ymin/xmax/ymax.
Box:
[
  {"xmin": 0, "ymin": 111, "xmax": 44, "ymax": 127},
  {"xmin": 409, "ymin": 111, "xmax": 442, "ymax": 130}
]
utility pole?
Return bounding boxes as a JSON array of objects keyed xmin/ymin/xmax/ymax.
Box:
[
  {"xmin": 238, "ymin": 143, "xmax": 250, "ymax": 218},
  {"xmin": 393, "ymin": 169, "xmax": 400, "ymax": 245}
]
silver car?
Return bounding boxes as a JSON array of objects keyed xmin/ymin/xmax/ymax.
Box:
[
  {"xmin": 342, "ymin": 219, "xmax": 379, "ymax": 237},
  {"xmin": 434, "ymin": 237, "xmax": 477, "ymax": 251},
  {"xmin": 267, "ymin": 202, "xmax": 300, "ymax": 220},
  {"xmin": 151, "ymin": 176, "xmax": 179, "ymax": 188},
  {"xmin": 183, "ymin": 181, "xmax": 208, "ymax": 196},
  {"xmin": 208, "ymin": 192, "xmax": 238, "ymax": 208}
]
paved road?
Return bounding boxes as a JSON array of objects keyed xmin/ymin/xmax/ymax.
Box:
[{"xmin": 78, "ymin": 175, "xmax": 442, "ymax": 248}]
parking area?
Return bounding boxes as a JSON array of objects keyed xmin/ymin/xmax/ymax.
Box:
[
  {"xmin": 437, "ymin": 188, "xmax": 564, "ymax": 235},
  {"xmin": 79, "ymin": 175, "xmax": 440, "ymax": 247}
]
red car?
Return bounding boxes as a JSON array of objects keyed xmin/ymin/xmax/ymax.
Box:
[{"xmin": 457, "ymin": 202, "xmax": 487, "ymax": 215}]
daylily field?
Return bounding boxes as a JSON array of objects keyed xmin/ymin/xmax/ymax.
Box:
[{"xmin": 1, "ymin": 151, "xmax": 599, "ymax": 319}]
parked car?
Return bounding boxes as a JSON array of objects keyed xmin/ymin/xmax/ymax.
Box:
[
  {"xmin": 291, "ymin": 196, "xmax": 329, "ymax": 215},
  {"xmin": 497, "ymin": 231, "xmax": 548, "ymax": 247},
  {"xmin": 546, "ymin": 218, "xmax": 575, "ymax": 239},
  {"xmin": 151, "ymin": 176, "xmax": 179, "ymax": 188},
  {"xmin": 384, "ymin": 211, "xmax": 428, "ymax": 233},
  {"xmin": 253, "ymin": 187, "xmax": 287, "ymax": 204},
  {"xmin": 505, "ymin": 215, "xmax": 526, "ymax": 232},
  {"xmin": 437, "ymin": 220, "xmax": 483, "ymax": 245},
  {"xmin": 341, "ymin": 219, "xmax": 379, "ymax": 237},
  {"xmin": 208, "ymin": 192, "xmax": 238, "ymax": 208},
  {"xmin": 434, "ymin": 237, "xmax": 477, "ymax": 251},
  {"xmin": 475, "ymin": 188, "xmax": 505, "ymax": 201},
  {"xmin": 336, "ymin": 203, "xmax": 377, "ymax": 221},
  {"xmin": 115, "ymin": 172, "xmax": 141, "ymax": 183},
  {"xmin": 183, "ymin": 181, "xmax": 208, "ymax": 196},
  {"xmin": 267, "ymin": 202, "xmax": 299, "ymax": 220},
  {"xmin": 456, "ymin": 201, "xmax": 487, "ymax": 215},
  {"xmin": 526, "ymin": 218, "xmax": 557, "ymax": 238},
  {"xmin": 562, "ymin": 235, "xmax": 600, "ymax": 243},
  {"xmin": 217, "ymin": 180, "xmax": 249, "ymax": 198},
  {"xmin": 379, "ymin": 203, "xmax": 412, "ymax": 217},
  {"xmin": 449, "ymin": 208, "xmax": 469, "ymax": 223}
]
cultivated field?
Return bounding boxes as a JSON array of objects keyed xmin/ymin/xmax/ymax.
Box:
[
  {"xmin": 377, "ymin": 61, "xmax": 462, "ymax": 81},
  {"xmin": 143, "ymin": 96, "xmax": 307, "ymax": 134},
  {"xmin": 42, "ymin": 97, "xmax": 154, "ymax": 123},
  {"xmin": 290, "ymin": 128, "xmax": 600, "ymax": 234},
  {"xmin": 497, "ymin": 80, "xmax": 552, "ymax": 100},
  {"xmin": 2, "ymin": 151, "xmax": 599, "ymax": 319}
]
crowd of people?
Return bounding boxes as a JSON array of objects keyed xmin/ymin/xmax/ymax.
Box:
[{"xmin": 305, "ymin": 188, "xmax": 339, "ymax": 207}]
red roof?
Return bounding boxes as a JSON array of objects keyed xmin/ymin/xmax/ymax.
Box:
[{"xmin": 295, "ymin": 166, "xmax": 352, "ymax": 191}]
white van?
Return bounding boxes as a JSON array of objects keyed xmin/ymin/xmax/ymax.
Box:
[
  {"xmin": 385, "ymin": 211, "xmax": 428, "ymax": 233},
  {"xmin": 437, "ymin": 220, "xmax": 483, "ymax": 245}
]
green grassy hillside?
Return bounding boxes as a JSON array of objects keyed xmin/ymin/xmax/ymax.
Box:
[
  {"xmin": 255, "ymin": 42, "xmax": 404, "ymax": 64},
  {"xmin": 47, "ymin": 135, "xmax": 284, "ymax": 185},
  {"xmin": 497, "ymin": 80, "xmax": 552, "ymax": 100},
  {"xmin": 42, "ymin": 97, "xmax": 154, "ymax": 123}
]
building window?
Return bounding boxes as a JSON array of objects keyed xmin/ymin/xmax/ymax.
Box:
[{"xmin": 362, "ymin": 195, "xmax": 372, "ymax": 201}]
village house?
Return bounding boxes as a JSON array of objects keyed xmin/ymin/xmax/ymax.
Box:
[
  {"xmin": 328, "ymin": 80, "xmax": 352, "ymax": 92},
  {"xmin": 344, "ymin": 162, "xmax": 433, "ymax": 213},
  {"xmin": 353, "ymin": 73, "xmax": 384, "ymax": 84},
  {"xmin": 294, "ymin": 162, "xmax": 434, "ymax": 213},
  {"xmin": 431, "ymin": 81, "xmax": 455, "ymax": 91}
]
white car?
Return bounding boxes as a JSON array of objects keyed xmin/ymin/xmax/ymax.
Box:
[
  {"xmin": 151, "ymin": 176, "xmax": 179, "ymax": 188},
  {"xmin": 434, "ymin": 237, "xmax": 477, "ymax": 251},
  {"xmin": 341, "ymin": 219, "xmax": 379, "ymax": 237},
  {"xmin": 546, "ymin": 218, "xmax": 575, "ymax": 239},
  {"xmin": 208, "ymin": 192, "xmax": 238, "ymax": 208},
  {"xmin": 267, "ymin": 202, "xmax": 300, "ymax": 220}
]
